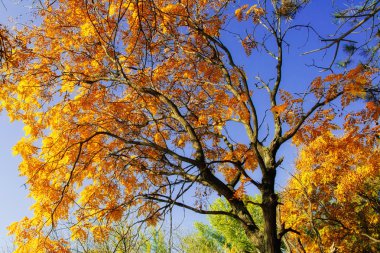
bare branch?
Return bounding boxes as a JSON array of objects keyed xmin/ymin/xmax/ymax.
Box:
[{"xmin": 303, "ymin": 5, "xmax": 380, "ymax": 56}]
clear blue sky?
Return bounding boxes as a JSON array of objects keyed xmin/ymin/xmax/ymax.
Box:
[
  {"xmin": 0, "ymin": 1, "xmax": 34, "ymax": 249},
  {"xmin": 0, "ymin": 114, "xmax": 32, "ymax": 250},
  {"xmin": 0, "ymin": 0, "xmax": 367, "ymax": 249}
]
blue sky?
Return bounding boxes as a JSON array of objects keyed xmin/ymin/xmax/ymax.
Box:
[
  {"xmin": 0, "ymin": 0, "xmax": 371, "ymax": 248},
  {"xmin": 0, "ymin": 114, "xmax": 31, "ymax": 250},
  {"xmin": 0, "ymin": 1, "xmax": 34, "ymax": 249}
]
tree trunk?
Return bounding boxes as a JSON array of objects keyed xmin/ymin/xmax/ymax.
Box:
[{"xmin": 261, "ymin": 169, "xmax": 282, "ymax": 253}]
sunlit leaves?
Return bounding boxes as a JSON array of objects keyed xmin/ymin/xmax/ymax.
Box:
[
  {"xmin": 8, "ymin": 217, "xmax": 70, "ymax": 253},
  {"xmin": 282, "ymin": 130, "xmax": 380, "ymax": 252}
]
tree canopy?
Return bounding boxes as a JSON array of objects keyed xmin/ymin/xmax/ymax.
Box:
[
  {"xmin": 0, "ymin": 0, "xmax": 379, "ymax": 252},
  {"xmin": 281, "ymin": 130, "xmax": 379, "ymax": 252}
]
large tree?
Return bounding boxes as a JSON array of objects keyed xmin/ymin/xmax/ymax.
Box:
[{"xmin": 1, "ymin": 0, "xmax": 379, "ymax": 252}]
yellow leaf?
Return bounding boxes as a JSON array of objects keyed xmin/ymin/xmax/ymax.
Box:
[
  {"xmin": 109, "ymin": 3, "xmax": 117, "ymax": 16},
  {"xmin": 24, "ymin": 125, "xmax": 32, "ymax": 136},
  {"xmin": 80, "ymin": 22, "xmax": 94, "ymax": 37}
]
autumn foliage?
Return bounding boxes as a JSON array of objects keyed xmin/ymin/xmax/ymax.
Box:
[
  {"xmin": 0, "ymin": 0, "xmax": 379, "ymax": 252},
  {"xmin": 282, "ymin": 129, "xmax": 379, "ymax": 252}
]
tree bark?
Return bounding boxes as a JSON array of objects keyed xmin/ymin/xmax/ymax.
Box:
[{"xmin": 261, "ymin": 169, "xmax": 282, "ymax": 253}]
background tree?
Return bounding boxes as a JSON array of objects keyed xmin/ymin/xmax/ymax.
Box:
[
  {"xmin": 70, "ymin": 218, "xmax": 154, "ymax": 253},
  {"xmin": 181, "ymin": 222, "xmax": 226, "ymax": 253},
  {"xmin": 0, "ymin": 1, "xmax": 379, "ymax": 252},
  {"xmin": 182, "ymin": 196, "xmax": 263, "ymax": 253}
]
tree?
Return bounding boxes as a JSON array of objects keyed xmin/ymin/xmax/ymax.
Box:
[
  {"xmin": 281, "ymin": 128, "xmax": 380, "ymax": 252},
  {"xmin": 182, "ymin": 196, "xmax": 263, "ymax": 253},
  {"xmin": 181, "ymin": 222, "xmax": 226, "ymax": 253},
  {"xmin": 71, "ymin": 219, "xmax": 158, "ymax": 253},
  {"xmin": 1, "ymin": 1, "xmax": 379, "ymax": 252}
]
